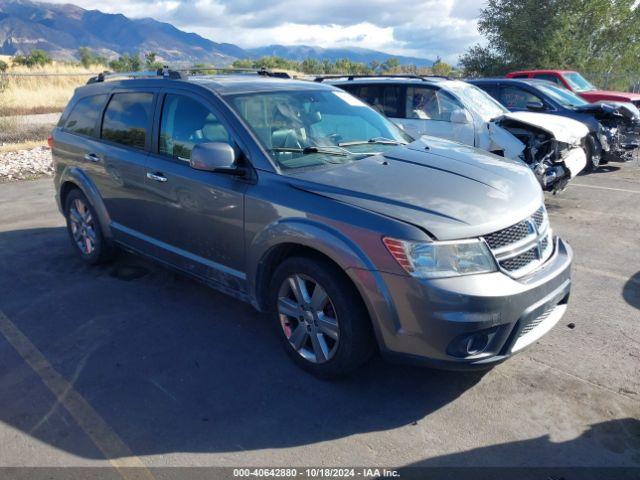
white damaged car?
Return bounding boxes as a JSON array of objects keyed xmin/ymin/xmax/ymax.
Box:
[{"xmin": 324, "ymin": 76, "xmax": 588, "ymax": 192}]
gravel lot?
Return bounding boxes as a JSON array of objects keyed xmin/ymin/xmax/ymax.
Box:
[
  {"xmin": 0, "ymin": 146, "xmax": 52, "ymax": 181},
  {"xmin": 0, "ymin": 160, "xmax": 638, "ymax": 479}
]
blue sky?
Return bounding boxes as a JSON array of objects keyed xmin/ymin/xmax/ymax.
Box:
[{"xmin": 49, "ymin": 0, "xmax": 488, "ymax": 63}]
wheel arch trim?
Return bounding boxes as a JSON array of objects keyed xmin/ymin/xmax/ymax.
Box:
[
  {"xmin": 248, "ymin": 218, "xmax": 402, "ymax": 348},
  {"xmin": 57, "ymin": 167, "xmax": 113, "ymax": 239}
]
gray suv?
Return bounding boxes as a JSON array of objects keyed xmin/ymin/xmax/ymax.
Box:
[{"xmin": 51, "ymin": 70, "xmax": 573, "ymax": 377}]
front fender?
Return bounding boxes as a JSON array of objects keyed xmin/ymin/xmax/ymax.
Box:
[
  {"xmin": 247, "ymin": 218, "xmax": 402, "ymax": 347},
  {"xmin": 57, "ymin": 166, "xmax": 113, "ymax": 240}
]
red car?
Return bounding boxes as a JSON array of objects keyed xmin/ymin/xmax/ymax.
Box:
[{"xmin": 506, "ymin": 70, "xmax": 640, "ymax": 108}]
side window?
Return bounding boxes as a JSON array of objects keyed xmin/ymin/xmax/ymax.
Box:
[
  {"xmin": 499, "ymin": 86, "xmax": 544, "ymax": 109},
  {"xmin": 101, "ymin": 92, "xmax": 154, "ymax": 150},
  {"xmin": 378, "ymin": 85, "xmax": 402, "ymax": 118},
  {"xmin": 511, "ymin": 74, "xmax": 529, "ymax": 79},
  {"xmin": 159, "ymin": 94, "xmax": 231, "ymax": 161},
  {"xmin": 405, "ymin": 86, "xmax": 464, "ymax": 122},
  {"xmin": 63, "ymin": 95, "xmax": 107, "ymax": 137},
  {"xmin": 533, "ymin": 73, "xmax": 561, "ymax": 85}
]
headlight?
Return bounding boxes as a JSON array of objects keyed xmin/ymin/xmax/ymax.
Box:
[{"xmin": 383, "ymin": 237, "xmax": 497, "ymax": 279}]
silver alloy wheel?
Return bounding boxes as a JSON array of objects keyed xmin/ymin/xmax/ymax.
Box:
[
  {"xmin": 278, "ymin": 274, "xmax": 340, "ymax": 363},
  {"xmin": 68, "ymin": 198, "xmax": 97, "ymax": 255}
]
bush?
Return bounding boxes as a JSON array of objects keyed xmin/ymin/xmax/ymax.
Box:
[
  {"xmin": 13, "ymin": 49, "xmax": 52, "ymax": 67},
  {"xmin": 0, "ymin": 60, "xmax": 8, "ymax": 72},
  {"xmin": 108, "ymin": 53, "xmax": 143, "ymax": 72},
  {"xmin": 78, "ymin": 47, "xmax": 107, "ymax": 68}
]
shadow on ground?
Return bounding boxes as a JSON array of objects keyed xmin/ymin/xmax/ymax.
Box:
[
  {"xmin": 0, "ymin": 227, "xmax": 485, "ymax": 459},
  {"xmin": 623, "ymin": 272, "xmax": 640, "ymax": 311},
  {"xmin": 397, "ymin": 418, "xmax": 640, "ymax": 479}
]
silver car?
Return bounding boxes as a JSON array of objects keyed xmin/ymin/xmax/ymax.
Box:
[{"xmin": 52, "ymin": 71, "xmax": 572, "ymax": 378}]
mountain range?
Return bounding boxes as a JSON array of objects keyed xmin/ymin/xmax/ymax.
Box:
[{"xmin": 0, "ymin": 0, "xmax": 433, "ymax": 67}]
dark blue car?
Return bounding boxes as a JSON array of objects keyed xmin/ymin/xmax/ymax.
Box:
[{"xmin": 469, "ymin": 78, "xmax": 640, "ymax": 171}]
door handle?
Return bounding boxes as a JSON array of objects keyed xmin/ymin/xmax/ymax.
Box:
[
  {"xmin": 84, "ymin": 153, "xmax": 100, "ymax": 162},
  {"xmin": 146, "ymin": 172, "xmax": 168, "ymax": 183}
]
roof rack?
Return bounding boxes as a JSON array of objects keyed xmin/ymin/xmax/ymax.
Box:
[
  {"xmin": 314, "ymin": 74, "xmax": 450, "ymax": 82},
  {"xmin": 87, "ymin": 65, "xmax": 291, "ymax": 84},
  {"xmin": 87, "ymin": 66, "xmax": 183, "ymax": 84}
]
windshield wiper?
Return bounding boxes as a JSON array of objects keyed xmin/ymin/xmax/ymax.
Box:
[
  {"xmin": 271, "ymin": 146, "xmax": 351, "ymax": 156},
  {"xmin": 339, "ymin": 137, "xmax": 405, "ymax": 146}
]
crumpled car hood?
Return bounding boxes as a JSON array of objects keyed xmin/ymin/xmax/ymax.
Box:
[
  {"xmin": 288, "ymin": 137, "xmax": 543, "ymax": 241},
  {"xmin": 497, "ymin": 111, "xmax": 589, "ymax": 144},
  {"xmin": 577, "ymin": 101, "xmax": 640, "ymax": 124}
]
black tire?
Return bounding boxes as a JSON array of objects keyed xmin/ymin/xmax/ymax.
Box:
[
  {"xmin": 583, "ymin": 134, "xmax": 600, "ymax": 173},
  {"xmin": 269, "ymin": 256, "xmax": 375, "ymax": 379},
  {"xmin": 64, "ymin": 189, "xmax": 114, "ymax": 265}
]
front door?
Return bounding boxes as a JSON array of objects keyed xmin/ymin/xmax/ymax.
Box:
[{"xmin": 142, "ymin": 91, "xmax": 248, "ymax": 292}]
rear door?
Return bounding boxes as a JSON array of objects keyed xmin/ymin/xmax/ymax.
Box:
[
  {"xmin": 91, "ymin": 90, "xmax": 157, "ymax": 235},
  {"xmin": 394, "ymin": 85, "xmax": 475, "ymax": 145},
  {"xmin": 141, "ymin": 89, "xmax": 248, "ymax": 291}
]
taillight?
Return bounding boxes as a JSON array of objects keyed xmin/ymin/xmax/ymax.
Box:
[{"xmin": 47, "ymin": 135, "xmax": 54, "ymax": 149}]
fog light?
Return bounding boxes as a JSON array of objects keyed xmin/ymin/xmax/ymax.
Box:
[
  {"xmin": 447, "ymin": 327, "xmax": 499, "ymax": 358},
  {"xmin": 464, "ymin": 333, "xmax": 489, "ymax": 355}
]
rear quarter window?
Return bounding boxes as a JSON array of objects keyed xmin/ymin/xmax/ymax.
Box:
[
  {"xmin": 62, "ymin": 95, "xmax": 108, "ymax": 137},
  {"xmin": 101, "ymin": 92, "xmax": 154, "ymax": 150}
]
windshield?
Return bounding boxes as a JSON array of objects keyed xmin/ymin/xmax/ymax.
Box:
[
  {"xmin": 537, "ymin": 83, "xmax": 589, "ymax": 108},
  {"xmin": 226, "ymin": 89, "xmax": 411, "ymax": 170},
  {"xmin": 446, "ymin": 82, "xmax": 508, "ymax": 121},
  {"xmin": 563, "ymin": 72, "xmax": 596, "ymax": 92}
]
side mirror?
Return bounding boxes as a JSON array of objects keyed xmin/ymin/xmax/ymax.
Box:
[
  {"xmin": 526, "ymin": 101, "xmax": 545, "ymax": 111},
  {"xmin": 450, "ymin": 109, "xmax": 471, "ymax": 124},
  {"xmin": 190, "ymin": 142, "xmax": 244, "ymax": 176}
]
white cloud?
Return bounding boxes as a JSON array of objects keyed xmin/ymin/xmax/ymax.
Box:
[{"xmin": 47, "ymin": 0, "xmax": 488, "ymax": 63}]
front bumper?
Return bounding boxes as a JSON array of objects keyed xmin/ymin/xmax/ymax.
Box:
[{"xmin": 371, "ymin": 237, "xmax": 572, "ymax": 370}]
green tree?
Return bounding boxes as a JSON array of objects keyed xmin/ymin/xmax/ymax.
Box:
[
  {"xmin": 231, "ymin": 59, "xmax": 254, "ymax": 69},
  {"xmin": 144, "ymin": 52, "xmax": 163, "ymax": 70},
  {"xmin": 0, "ymin": 59, "xmax": 7, "ymax": 72},
  {"xmin": 78, "ymin": 47, "xmax": 107, "ymax": 68},
  {"xmin": 381, "ymin": 57, "xmax": 400, "ymax": 73},
  {"xmin": 108, "ymin": 53, "xmax": 143, "ymax": 72},
  {"xmin": 460, "ymin": 0, "xmax": 640, "ymax": 79},
  {"xmin": 431, "ymin": 57, "xmax": 453, "ymax": 77},
  {"xmin": 301, "ymin": 58, "xmax": 322, "ymax": 74}
]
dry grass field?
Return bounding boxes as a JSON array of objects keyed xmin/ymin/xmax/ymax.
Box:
[{"xmin": 0, "ymin": 60, "xmax": 101, "ymax": 116}]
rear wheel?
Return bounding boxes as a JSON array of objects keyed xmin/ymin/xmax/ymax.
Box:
[
  {"xmin": 270, "ymin": 256, "xmax": 375, "ymax": 378},
  {"xmin": 64, "ymin": 189, "xmax": 114, "ymax": 264}
]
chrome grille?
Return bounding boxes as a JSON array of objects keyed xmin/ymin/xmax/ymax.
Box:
[
  {"xmin": 482, "ymin": 205, "xmax": 553, "ymax": 278},
  {"xmin": 483, "ymin": 221, "xmax": 531, "ymax": 250},
  {"xmin": 500, "ymin": 246, "xmax": 537, "ymax": 272}
]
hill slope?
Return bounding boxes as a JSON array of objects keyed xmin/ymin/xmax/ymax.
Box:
[{"xmin": 0, "ymin": 0, "xmax": 432, "ymax": 67}]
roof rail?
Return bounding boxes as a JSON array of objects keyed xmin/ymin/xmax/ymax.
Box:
[
  {"xmin": 86, "ymin": 66, "xmax": 291, "ymax": 84},
  {"xmin": 87, "ymin": 66, "xmax": 183, "ymax": 84},
  {"xmin": 314, "ymin": 74, "xmax": 450, "ymax": 82}
]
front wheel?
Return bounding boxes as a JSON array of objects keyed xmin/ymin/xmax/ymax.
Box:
[
  {"xmin": 270, "ymin": 256, "xmax": 375, "ymax": 378},
  {"xmin": 583, "ymin": 134, "xmax": 601, "ymax": 172}
]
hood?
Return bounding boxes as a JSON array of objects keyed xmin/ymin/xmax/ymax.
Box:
[
  {"xmin": 496, "ymin": 111, "xmax": 589, "ymax": 144},
  {"xmin": 579, "ymin": 101, "xmax": 640, "ymax": 123},
  {"xmin": 288, "ymin": 137, "xmax": 543, "ymax": 241},
  {"xmin": 585, "ymin": 90, "xmax": 640, "ymax": 102}
]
